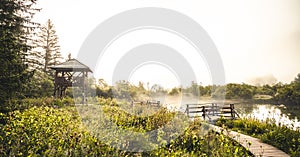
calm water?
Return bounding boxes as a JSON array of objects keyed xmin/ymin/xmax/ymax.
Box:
[{"xmin": 235, "ymin": 104, "xmax": 300, "ymax": 131}]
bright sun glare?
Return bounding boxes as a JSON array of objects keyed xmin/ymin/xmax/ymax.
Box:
[
  {"xmin": 94, "ymin": 29, "xmax": 212, "ymax": 87},
  {"xmin": 129, "ymin": 63, "xmax": 180, "ymax": 89}
]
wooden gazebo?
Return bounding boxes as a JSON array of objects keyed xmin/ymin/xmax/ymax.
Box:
[{"xmin": 50, "ymin": 59, "xmax": 92, "ymax": 98}]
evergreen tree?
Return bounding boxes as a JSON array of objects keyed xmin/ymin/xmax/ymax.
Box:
[
  {"xmin": 0, "ymin": 0, "xmax": 39, "ymax": 103},
  {"xmin": 31, "ymin": 19, "xmax": 62, "ymax": 74},
  {"xmin": 25, "ymin": 31, "xmax": 43, "ymax": 71},
  {"xmin": 294, "ymin": 73, "xmax": 300, "ymax": 83}
]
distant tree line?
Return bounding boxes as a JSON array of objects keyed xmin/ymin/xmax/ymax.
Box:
[
  {"xmin": 183, "ymin": 74, "xmax": 300, "ymax": 105},
  {"xmin": 95, "ymin": 74, "xmax": 300, "ymax": 105}
]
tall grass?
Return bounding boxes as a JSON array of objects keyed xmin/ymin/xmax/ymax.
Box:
[{"xmin": 0, "ymin": 97, "xmax": 254, "ymax": 156}]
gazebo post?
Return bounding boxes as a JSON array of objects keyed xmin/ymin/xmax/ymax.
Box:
[
  {"xmin": 53, "ymin": 71, "xmax": 58, "ymax": 97},
  {"xmin": 82, "ymin": 70, "xmax": 85, "ymax": 104}
]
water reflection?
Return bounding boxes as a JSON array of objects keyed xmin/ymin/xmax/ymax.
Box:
[{"xmin": 238, "ymin": 104, "xmax": 300, "ymax": 131}]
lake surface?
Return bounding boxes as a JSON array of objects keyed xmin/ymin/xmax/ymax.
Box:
[{"xmin": 236, "ymin": 104, "xmax": 300, "ymax": 131}]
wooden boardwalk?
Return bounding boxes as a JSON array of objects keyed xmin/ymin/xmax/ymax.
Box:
[{"xmin": 209, "ymin": 124, "xmax": 290, "ymax": 157}]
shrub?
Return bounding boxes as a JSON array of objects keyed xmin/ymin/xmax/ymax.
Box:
[
  {"xmin": 0, "ymin": 97, "xmax": 74, "ymax": 113},
  {"xmin": 0, "ymin": 106, "xmax": 119, "ymax": 156},
  {"xmin": 0, "ymin": 98, "xmax": 254, "ymax": 156}
]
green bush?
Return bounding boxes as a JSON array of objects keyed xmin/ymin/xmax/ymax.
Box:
[
  {"xmin": 0, "ymin": 98, "xmax": 254, "ymax": 156},
  {"xmin": 103, "ymin": 106, "xmax": 175, "ymax": 131},
  {"xmin": 97, "ymin": 97, "xmax": 117, "ymax": 106},
  {"xmin": 0, "ymin": 97, "xmax": 74, "ymax": 113},
  {"xmin": 0, "ymin": 106, "xmax": 119, "ymax": 156},
  {"xmin": 145, "ymin": 119, "xmax": 253, "ymax": 156},
  {"xmin": 260, "ymin": 126, "xmax": 300, "ymax": 157}
]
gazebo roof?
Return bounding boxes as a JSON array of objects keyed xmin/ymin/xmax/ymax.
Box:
[{"xmin": 50, "ymin": 59, "xmax": 92, "ymax": 72}]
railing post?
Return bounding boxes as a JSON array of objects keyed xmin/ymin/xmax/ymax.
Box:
[
  {"xmin": 212, "ymin": 103, "xmax": 215, "ymax": 116},
  {"xmin": 186, "ymin": 104, "xmax": 189, "ymax": 117},
  {"xmin": 230, "ymin": 104, "xmax": 235, "ymax": 119},
  {"xmin": 202, "ymin": 106, "xmax": 206, "ymax": 120}
]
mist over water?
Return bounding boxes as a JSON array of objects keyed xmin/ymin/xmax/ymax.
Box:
[{"xmin": 148, "ymin": 94, "xmax": 225, "ymax": 112}]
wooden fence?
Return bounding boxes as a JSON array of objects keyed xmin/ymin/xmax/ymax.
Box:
[
  {"xmin": 185, "ymin": 103, "xmax": 240, "ymax": 120},
  {"xmin": 131, "ymin": 100, "xmax": 160, "ymax": 106}
]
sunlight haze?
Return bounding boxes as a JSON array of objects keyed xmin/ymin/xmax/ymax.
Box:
[{"xmin": 33, "ymin": 0, "xmax": 300, "ymax": 86}]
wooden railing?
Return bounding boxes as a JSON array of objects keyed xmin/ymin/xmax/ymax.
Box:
[
  {"xmin": 185, "ymin": 103, "xmax": 240, "ymax": 120},
  {"xmin": 131, "ymin": 100, "xmax": 160, "ymax": 106}
]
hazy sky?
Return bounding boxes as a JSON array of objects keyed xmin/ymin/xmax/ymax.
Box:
[{"xmin": 34, "ymin": 0, "xmax": 300, "ymax": 87}]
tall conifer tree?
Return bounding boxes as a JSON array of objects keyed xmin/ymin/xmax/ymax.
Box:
[{"xmin": 0, "ymin": 0, "xmax": 39, "ymax": 103}]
